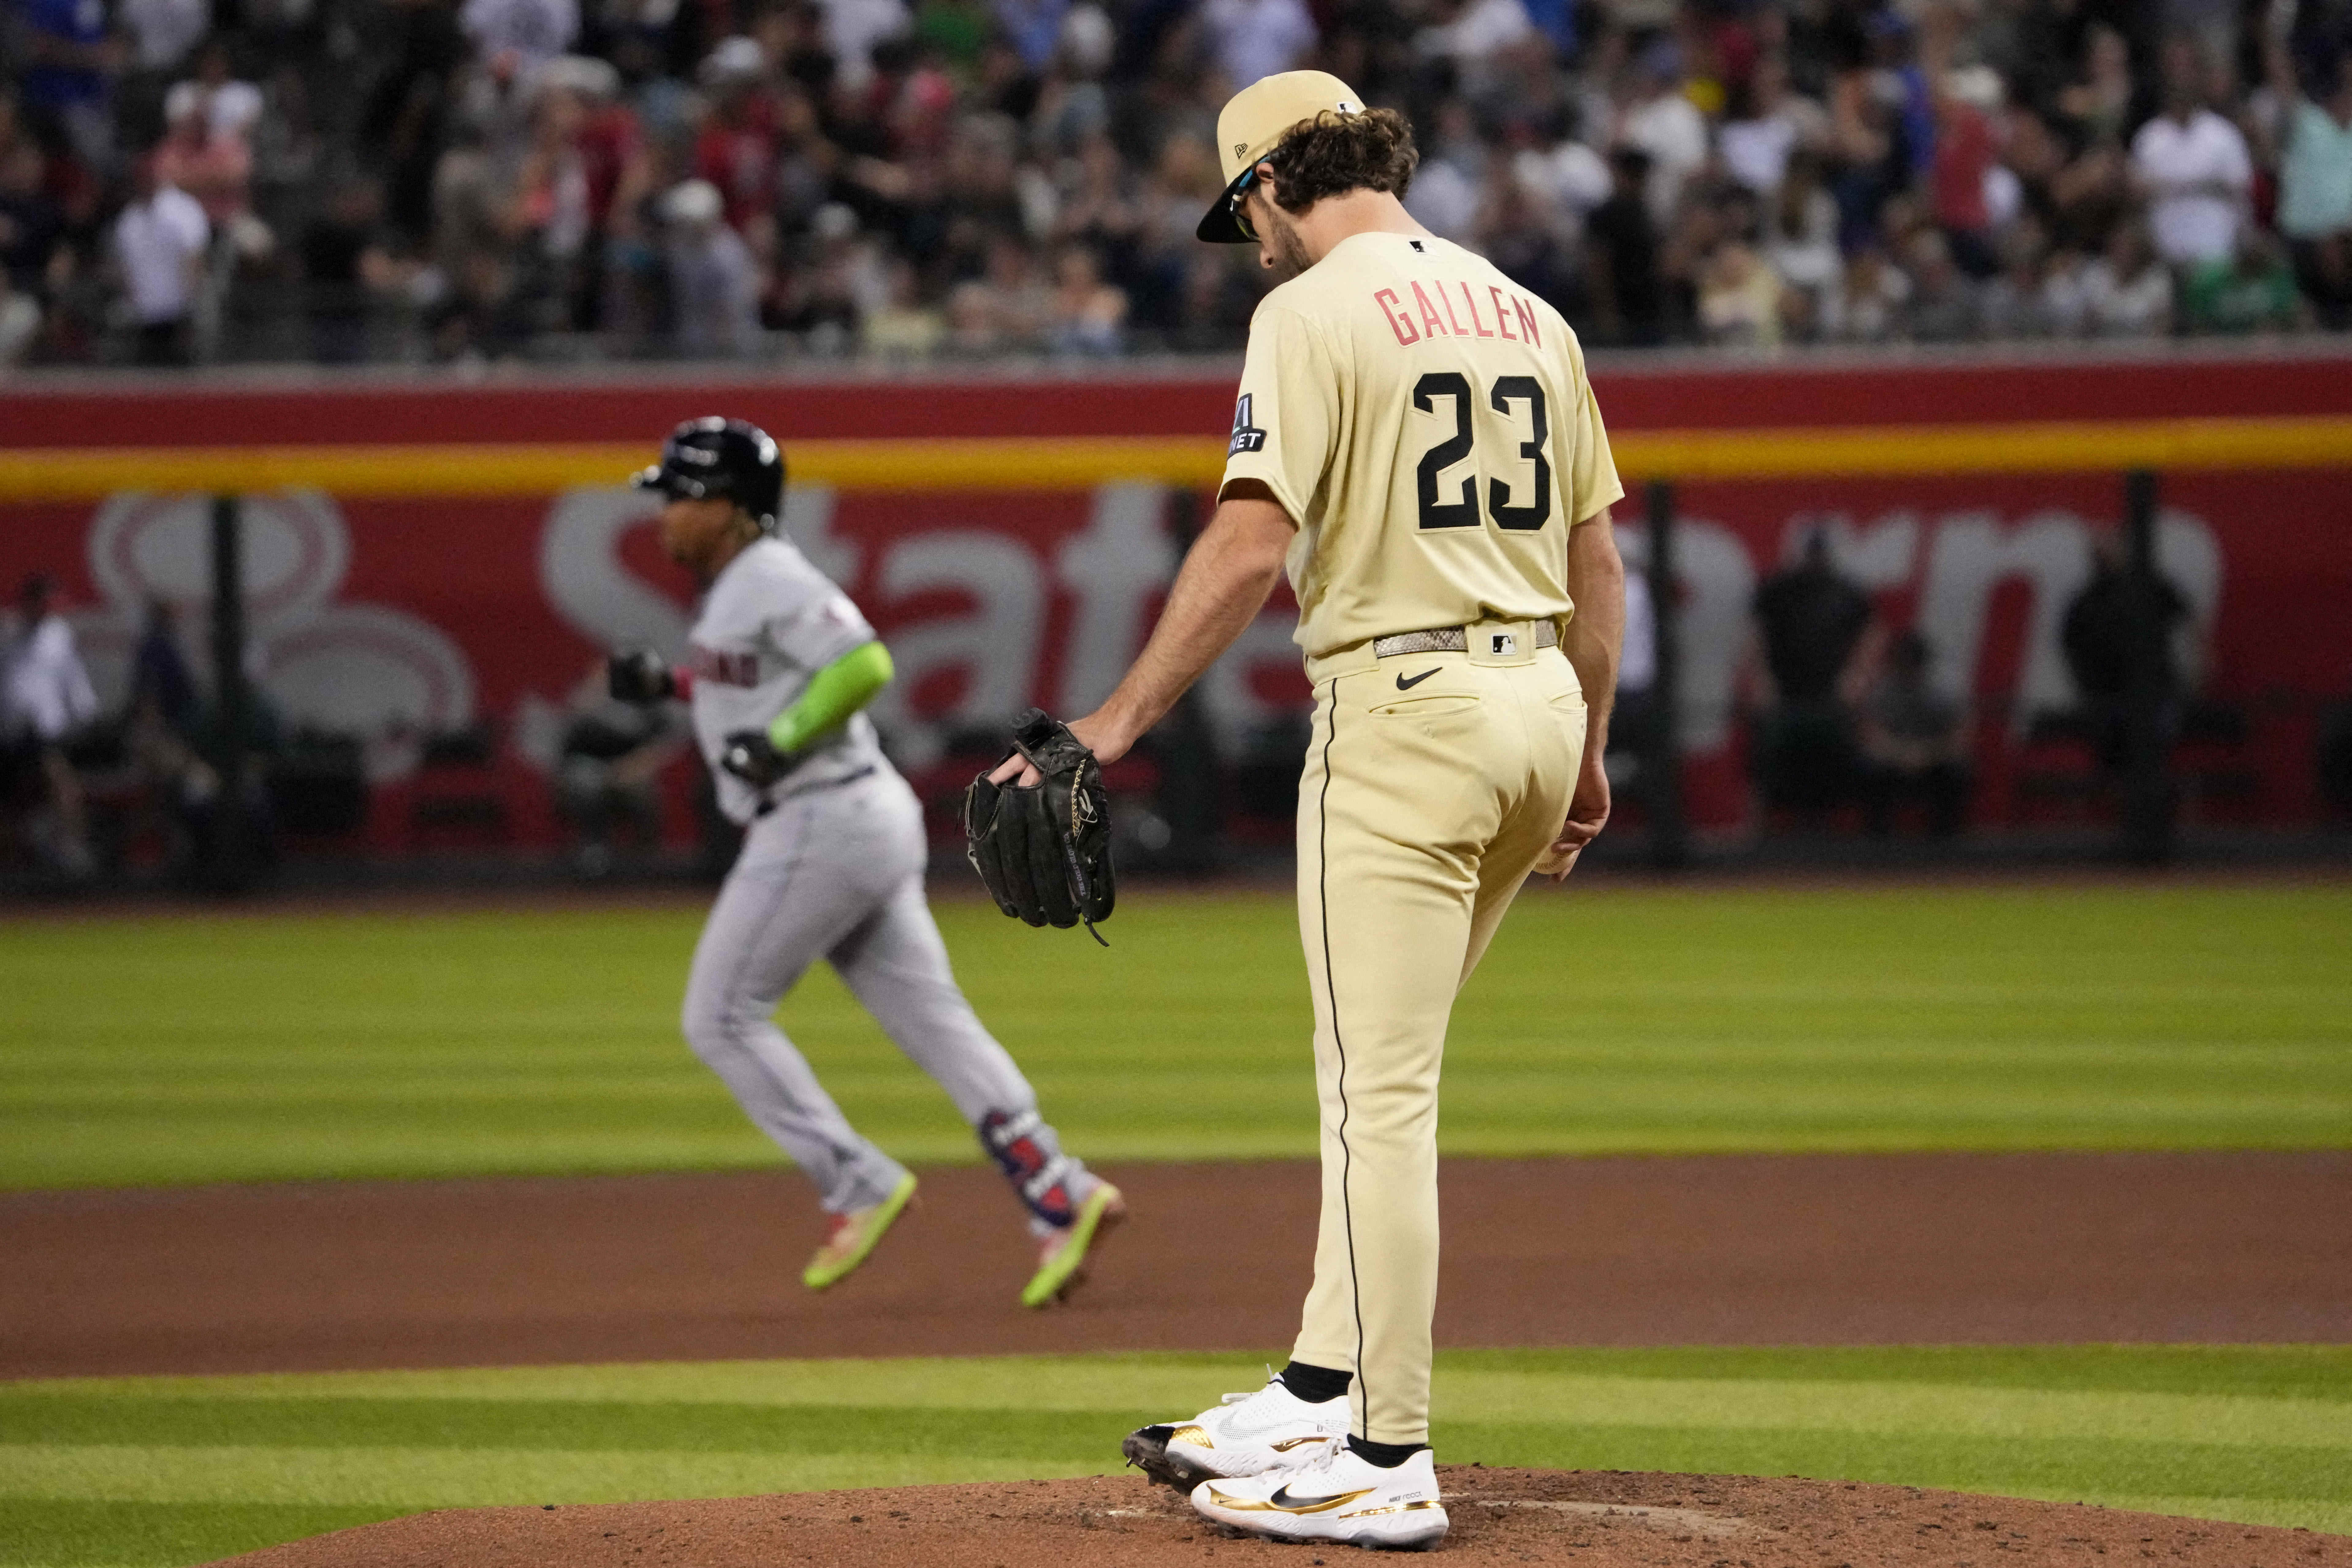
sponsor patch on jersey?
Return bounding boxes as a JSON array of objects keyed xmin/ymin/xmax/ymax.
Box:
[{"xmin": 1228, "ymin": 393, "xmax": 1267, "ymax": 455}]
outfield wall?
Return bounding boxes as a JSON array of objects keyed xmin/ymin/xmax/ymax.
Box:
[{"xmin": 1, "ymin": 348, "xmax": 2347, "ymax": 847}]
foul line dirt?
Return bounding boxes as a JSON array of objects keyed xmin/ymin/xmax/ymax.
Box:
[{"xmin": 5, "ymin": 1151, "xmax": 2346, "ymax": 1379}]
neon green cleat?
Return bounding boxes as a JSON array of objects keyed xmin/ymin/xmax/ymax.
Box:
[
  {"xmin": 801, "ymin": 1172, "xmax": 918, "ymax": 1292},
  {"xmin": 1022, "ymin": 1181, "xmax": 1125, "ymax": 1308}
]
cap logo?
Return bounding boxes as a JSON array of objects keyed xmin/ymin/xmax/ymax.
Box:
[
  {"xmin": 1336, "ymin": 99, "xmax": 1358, "ymax": 112},
  {"xmin": 1235, "ymin": 141, "xmax": 1247, "ymax": 158}
]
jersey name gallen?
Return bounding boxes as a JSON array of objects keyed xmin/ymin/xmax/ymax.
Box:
[{"xmin": 1372, "ymin": 276, "xmax": 1544, "ymax": 349}]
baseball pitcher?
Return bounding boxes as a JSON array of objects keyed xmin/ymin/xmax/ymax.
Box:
[
  {"xmin": 982, "ymin": 75, "xmax": 1626, "ymax": 1546},
  {"xmin": 614, "ymin": 417, "xmax": 1123, "ymax": 1308}
]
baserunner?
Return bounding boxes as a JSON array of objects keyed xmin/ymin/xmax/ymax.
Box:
[{"xmin": 613, "ymin": 416, "xmax": 1123, "ymax": 1307}]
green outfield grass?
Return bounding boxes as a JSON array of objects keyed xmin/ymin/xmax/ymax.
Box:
[
  {"xmin": 2, "ymin": 1346, "xmax": 2347, "ymax": 1567},
  {"xmin": 2, "ymin": 885, "xmax": 2348, "ymax": 1189}
]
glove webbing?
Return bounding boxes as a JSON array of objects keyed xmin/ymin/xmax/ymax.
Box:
[{"xmin": 1061, "ymin": 775, "xmax": 1108, "ymax": 948}]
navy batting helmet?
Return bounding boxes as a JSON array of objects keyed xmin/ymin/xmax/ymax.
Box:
[{"xmin": 633, "ymin": 417, "xmax": 785, "ymax": 530}]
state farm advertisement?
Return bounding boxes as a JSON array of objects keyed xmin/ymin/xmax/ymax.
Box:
[{"xmin": 5, "ymin": 461, "xmax": 2347, "ymax": 841}]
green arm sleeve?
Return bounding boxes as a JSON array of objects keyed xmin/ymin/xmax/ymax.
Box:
[{"xmin": 765, "ymin": 639, "xmax": 894, "ymax": 754}]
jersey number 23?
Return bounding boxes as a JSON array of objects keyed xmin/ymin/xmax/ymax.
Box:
[{"xmin": 1411, "ymin": 372, "xmax": 1551, "ymax": 534}]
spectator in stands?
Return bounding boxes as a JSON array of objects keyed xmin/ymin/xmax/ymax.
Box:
[
  {"xmin": 2182, "ymin": 228, "xmax": 2307, "ymax": 333},
  {"xmin": 9, "ymin": 0, "xmax": 118, "ymax": 168},
  {"xmin": 1402, "ymin": 95, "xmax": 1486, "ymax": 242},
  {"xmin": 1201, "ymin": 0, "xmax": 1317, "ymax": 93},
  {"xmin": 1585, "ymin": 145, "xmax": 1664, "ymax": 346},
  {"xmin": 1829, "ymin": 243, "xmax": 1910, "ymax": 342},
  {"xmin": 2079, "ymin": 219, "xmax": 2175, "ymax": 337},
  {"xmin": 2059, "ymin": 23, "xmax": 2138, "ymax": 150},
  {"xmin": 120, "ymin": 0, "xmax": 206, "ymax": 85},
  {"xmin": 0, "ymin": 128, "xmax": 60, "ymax": 364},
  {"xmin": 1749, "ymin": 530, "xmax": 1877, "ymax": 820},
  {"xmin": 2132, "ymin": 35, "xmax": 2255, "ymax": 269},
  {"xmin": 6, "ymin": 0, "xmax": 2349, "ymax": 363},
  {"xmin": 1617, "ymin": 40, "xmax": 1709, "ymax": 226},
  {"xmin": 2, "ymin": 572, "xmax": 98, "ymax": 880},
  {"xmin": 1856, "ymin": 628, "xmax": 1970, "ymax": 838},
  {"xmin": 163, "ymin": 40, "xmax": 261, "ymax": 142},
  {"xmin": 693, "ymin": 37, "xmax": 780, "ymax": 235},
  {"xmin": 1760, "ymin": 148, "xmax": 1839, "ymax": 333},
  {"xmin": 1697, "ymin": 237, "xmax": 1785, "ymax": 347},
  {"xmin": 1930, "ymin": 66, "xmax": 2003, "ymax": 279},
  {"xmin": 460, "ymin": 0, "xmax": 578, "ymax": 77},
  {"xmin": 662, "ymin": 177, "xmax": 758, "ymax": 356},
  {"xmin": 1902, "ymin": 227, "xmax": 1978, "ymax": 341},
  {"xmin": 1042, "ymin": 241, "xmax": 1124, "ymax": 354},
  {"xmin": 153, "ymin": 74, "xmax": 255, "ymax": 233},
  {"xmin": 302, "ymin": 176, "xmax": 398, "ymax": 363},
  {"xmin": 1979, "ymin": 214, "xmax": 2085, "ymax": 338},
  {"xmin": 112, "ymin": 153, "xmax": 208, "ymax": 364},
  {"xmin": 2270, "ymin": 32, "xmax": 2352, "ymax": 329},
  {"xmin": 1718, "ymin": 51, "xmax": 1829, "ymax": 198},
  {"xmin": 861, "ymin": 256, "xmax": 943, "ymax": 355}
]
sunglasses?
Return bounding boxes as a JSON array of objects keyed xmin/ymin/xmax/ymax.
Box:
[{"xmin": 1229, "ymin": 167, "xmax": 1261, "ymax": 240}]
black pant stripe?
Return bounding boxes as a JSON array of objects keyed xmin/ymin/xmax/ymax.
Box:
[{"xmin": 1315, "ymin": 677, "xmax": 1368, "ymax": 1440}]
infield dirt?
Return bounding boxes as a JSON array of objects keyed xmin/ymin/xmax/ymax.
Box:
[
  {"xmin": 204, "ymin": 1468, "xmax": 2352, "ymax": 1568},
  {"xmin": 5, "ymin": 1151, "xmax": 2346, "ymax": 1377}
]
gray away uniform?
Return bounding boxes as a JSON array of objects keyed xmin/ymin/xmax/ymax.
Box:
[{"xmin": 680, "ymin": 536, "xmax": 1097, "ymax": 1229}]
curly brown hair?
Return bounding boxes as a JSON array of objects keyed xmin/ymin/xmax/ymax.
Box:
[{"xmin": 1263, "ymin": 107, "xmax": 1419, "ymax": 215}]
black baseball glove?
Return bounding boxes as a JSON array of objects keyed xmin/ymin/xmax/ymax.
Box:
[
  {"xmin": 608, "ymin": 647, "xmax": 675, "ymax": 704},
  {"xmin": 720, "ymin": 729, "xmax": 804, "ymax": 789},
  {"xmin": 964, "ymin": 708, "xmax": 1114, "ymax": 945}
]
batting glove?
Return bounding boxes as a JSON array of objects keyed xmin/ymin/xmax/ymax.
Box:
[
  {"xmin": 720, "ymin": 729, "xmax": 803, "ymax": 788},
  {"xmin": 608, "ymin": 647, "xmax": 675, "ymax": 704}
]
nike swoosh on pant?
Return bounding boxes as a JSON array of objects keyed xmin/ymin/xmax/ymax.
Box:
[{"xmin": 1395, "ymin": 669, "xmax": 1438, "ymax": 690}]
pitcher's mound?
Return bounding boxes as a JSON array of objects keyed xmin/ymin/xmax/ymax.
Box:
[{"xmin": 207, "ymin": 1468, "xmax": 2346, "ymax": 1567}]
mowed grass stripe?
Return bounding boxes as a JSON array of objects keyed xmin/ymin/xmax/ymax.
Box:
[
  {"xmin": 0, "ymin": 1501, "xmax": 404, "ymax": 1568},
  {"xmin": 18, "ymin": 1344, "xmax": 2352, "ymax": 1409},
  {"xmin": 3, "ymin": 1347, "xmax": 2349, "ymax": 1565},
  {"xmin": 7, "ymin": 1381, "xmax": 2345, "ymax": 1454},
  {"xmin": 0, "ymin": 1446, "xmax": 1101, "ymax": 1508},
  {"xmin": 1445, "ymin": 1421, "xmax": 2349, "ymax": 1506},
  {"xmin": 0, "ymin": 1401, "xmax": 1159, "ymax": 1459},
  {"xmin": 3, "ymin": 887, "xmax": 2349, "ymax": 1188}
]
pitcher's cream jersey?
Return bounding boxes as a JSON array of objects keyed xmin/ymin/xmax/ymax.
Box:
[{"xmin": 1220, "ymin": 232, "xmax": 1622, "ymax": 659}]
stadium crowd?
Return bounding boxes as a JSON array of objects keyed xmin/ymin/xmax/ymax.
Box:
[{"xmin": 1, "ymin": 0, "xmax": 2348, "ymax": 365}]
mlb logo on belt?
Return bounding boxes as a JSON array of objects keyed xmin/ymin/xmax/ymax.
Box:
[{"xmin": 1489, "ymin": 632, "xmax": 1517, "ymax": 656}]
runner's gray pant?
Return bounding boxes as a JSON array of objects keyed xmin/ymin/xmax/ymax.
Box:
[{"xmin": 682, "ymin": 767, "xmax": 1092, "ymax": 1226}]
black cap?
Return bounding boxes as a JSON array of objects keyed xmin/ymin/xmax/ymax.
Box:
[{"xmin": 633, "ymin": 417, "xmax": 786, "ymax": 530}]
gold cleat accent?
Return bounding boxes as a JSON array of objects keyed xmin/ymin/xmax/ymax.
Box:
[
  {"xmin": 1269, "ymin": 1435, "xmax": 1331, "ymax": 1452},
  {"xmin": 1169, "ymin": 1425, "xmax": 1211, "ymax": 1448},
  {"xmin": 1203, "ymin": 1483, "xmax": 1378, "ymax": 1516}
]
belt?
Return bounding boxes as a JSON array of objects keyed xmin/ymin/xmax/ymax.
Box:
[
  {"xmin": 1372, "ymin": 622, "xmax": 1558, "ymax": 658},
  {"xmin": 753, "ymin": 763, "xmax": 877, "ymax": 818}
]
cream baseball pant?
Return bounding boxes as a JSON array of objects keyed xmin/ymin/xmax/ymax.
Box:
[{"xmin": 1291, "ymin": 623, "xmax": 1586, "ymax": 1447}]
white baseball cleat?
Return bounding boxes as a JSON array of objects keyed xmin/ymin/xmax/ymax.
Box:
[
  {"xmin": 1190, "ymin": 1443, "xmax": 1448, "ymax": 1550},
  {"xmin": 1120, "ymin": 1376, "xmax": 1350, "ymax": 1491}
]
